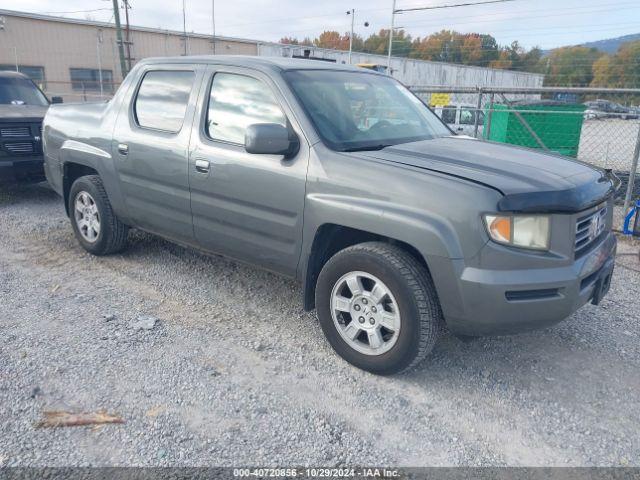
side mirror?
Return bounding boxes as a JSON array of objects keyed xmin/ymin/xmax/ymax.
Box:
[
  {"xmin": 245, "ymin": 123, "xmax": 299, "ymax": 157},
  {"xmin": 51, "ymin": 96, "xmax": 63, "ymax": 104}
]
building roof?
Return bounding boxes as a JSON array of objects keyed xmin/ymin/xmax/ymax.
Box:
[{"xmin": 0, "ymin": 8, "xmax": 258, "ymax": 45}]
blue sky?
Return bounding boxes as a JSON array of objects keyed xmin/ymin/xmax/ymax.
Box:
[{"xmin": 4, "ymin": 0, "xmax": 640, "ymax": 50}]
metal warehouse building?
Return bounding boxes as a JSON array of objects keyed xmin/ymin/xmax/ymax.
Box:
[{"xmin": 0, "ymin": 8, "xmax": 543, "ymax": 102}]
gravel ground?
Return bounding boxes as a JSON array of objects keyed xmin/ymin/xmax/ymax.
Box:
[
  {"xmin": 1, "ymin": 182, "xmax": 639, "ymax": 467},
  {"xmin": 578, "ymin": 118, "xmax": 640, "ymax": 172}
]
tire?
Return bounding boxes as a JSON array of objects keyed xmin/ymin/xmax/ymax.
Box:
[
  {"xmin": 315, "ymin": 242, "xmax": 444, "ymax": 375},
  {"xmin": 68, "ymin": 175, "xmax": 129, "ymax": 255}
]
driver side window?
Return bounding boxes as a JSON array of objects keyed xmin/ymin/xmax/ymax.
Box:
[
  {"xmin": 206, "ymin": 73, "xmax": 286, "ymax": 144},
  {"xmin": 346, "ymin": 84, "xmax": 422, "ymax": 131}
]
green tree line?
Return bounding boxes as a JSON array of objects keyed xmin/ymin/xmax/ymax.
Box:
[{"xmin": 280, "ymin": 29, "xmax": 640, "ymax": 88}]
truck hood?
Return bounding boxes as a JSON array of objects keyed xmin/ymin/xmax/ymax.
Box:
[
  {"xmin": 356, "ymin": 136, "xmax": 615, "ymax": 213},
  {"xmin": 0, "ymin": 104, "xmax": 48, "ymax": 122}
]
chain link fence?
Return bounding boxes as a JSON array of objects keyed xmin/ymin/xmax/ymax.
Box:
[
  {"xmin": 412, "ymin": 86, "xmax": 640, "ymax": 221},
  {"xmin": 40, "ymin": 80, "xmax": 120, "ymax": 103}
]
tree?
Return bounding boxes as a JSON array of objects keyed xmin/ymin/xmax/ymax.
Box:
[
  {"xmin": 362, "ymin": 29, "xmax": 391, "ymax": 55},
  {"xmin": 279, "ymin": 37, "xmax": 299, "ymax": 45},
  {"xmin": 521, "ymin": 47, "xmax": 543, "ymax": 72},
  {"xmin": 410, "ymin": 30, "xmax": 499, "ymax": 66},
  {"xmin": 314, "ymin": 31, "xmax": 350, "ymax": 50},
  {"xmin": 489, "ymin": 50, "xmax": 513, "ymax": 70},
  {"xmin": 411, "ymin": 30, "xmax": 460, "ymax": 62},
  {"xmin": 611, "ymin": 40, "xmax": 640, "ymax": 88},
  {"xmin": 277, "ymin": 27, "xmax": 619, "ymax": 83},
  {"xmin": 389, "ymin": 29, "xmax": 413, "ymax": 58},
  {"xmin": 541, "ymin": 46, "xmax": 603, "ymax": 86},
  {"xmin": 590, "ymin": 55, "xmax": 613, "ymax": 87}
]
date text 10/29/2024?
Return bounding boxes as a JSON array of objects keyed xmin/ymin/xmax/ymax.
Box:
[{"xmin": 233, "ymin": 468, "xmax": 400, "ymax": 478}]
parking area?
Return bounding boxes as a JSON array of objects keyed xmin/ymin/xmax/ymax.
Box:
[
  {"xmin": 578, "ymin": 118, "xmax": 640, "ymax": 171},
  {"xmin": 1, "ymin": 183, "xmax": 640, "ymax": 467}
]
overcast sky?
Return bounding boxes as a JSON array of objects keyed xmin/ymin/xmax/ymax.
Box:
[{"xmin": 3, "ymin": 0, "xmax": 639, "ymax": 50}]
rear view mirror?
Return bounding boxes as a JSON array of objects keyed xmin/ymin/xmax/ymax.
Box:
[
  {"xmin": 245, "ymin": 123, "xmax": 299, "ymax": 157},
  {"xmin": 51, "ymin": 96, "xmax": 63, "ymax": 104}
]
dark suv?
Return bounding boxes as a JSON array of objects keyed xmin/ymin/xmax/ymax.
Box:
[{"xmin": 0, "ymin": 71, "xmax": 59, "ymax": 184}]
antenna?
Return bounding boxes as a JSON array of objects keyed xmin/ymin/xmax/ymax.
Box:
[
  {"xmin": 212, "ymin": 0, "xmax": 216, "ymax": 55},
  {"xmin": 182, "ymin": 0, "xmax": 187, "ymax": 55}
]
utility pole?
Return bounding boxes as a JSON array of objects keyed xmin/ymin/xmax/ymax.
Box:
[
  {"xmin": 182, "ymin": 0, "xmax": 188, "ymax": 56},
  {"xmin": 212, "ymin": 0, "xmax": 216, "ymax": 54},
  {"xmin": 96, "ymin": 29, "xmax": 104, "ymax": 98},
  {"xmin": 386, "ymin": 0, "xmax": 516, "ymax": 73},
  {"xmin": 347, "ymin": 9, "xmax": 355, "ymax": 64},
  {"xmin": 387, "ymin": 0, "xmax": 396, "ymax": 72},
  {"xmin": 123, "ymin": 0, "xmax": 132, "ymax": 72},
  {"xmin": 111, "ymin": 0, "xmax": 128, "ymax": 79}
]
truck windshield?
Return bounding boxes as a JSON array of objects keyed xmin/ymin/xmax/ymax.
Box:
[
  {"xmin": 284, "ymin": 70, "xmax": 450, "ymax": 152},
  {"xmin": 0, "ymin": 76, "xmax": 49, "ymax": 106}
]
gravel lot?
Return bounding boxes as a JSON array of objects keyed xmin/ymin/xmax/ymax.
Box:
[
  {"xmin": 578, "ymin": 118, "xmax": 640, "ymax": 172},
  {"xmin": 1, "ymin": 182, "xmax": 639, "ymax": 467}
]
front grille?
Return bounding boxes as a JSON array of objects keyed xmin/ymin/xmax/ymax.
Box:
[
  {"xmin": 1, "ymin": 122, "xmax": 42, "ymax": 156},
  {"xmin": 5, "ymin": 142, "xmax": 35, "ymax": 154},
  {"xmin": 1, "ymin": 126, "xmax": 31, "ymax": 137},
  {"xmin": 575, "ymin": 205, "xmax": 607, "ymax": 258}
]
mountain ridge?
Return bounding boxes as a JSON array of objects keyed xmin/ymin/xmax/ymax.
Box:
[{"xmin": 579, "ymin": 33, "xmax": 640, "ymax": 54}]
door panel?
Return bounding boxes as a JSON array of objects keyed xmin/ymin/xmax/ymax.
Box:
[
  {"xmin": 113, "ymin": 65, "xmax": 204, "ymax": 243},
  {"xmin": 188, "ymin": 66, "xmax": 308, "ymax": 276}
]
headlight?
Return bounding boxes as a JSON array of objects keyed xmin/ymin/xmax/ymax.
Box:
[{"xmin": 483, "ymin": 214, "xmax": 550, "ymax": 250}]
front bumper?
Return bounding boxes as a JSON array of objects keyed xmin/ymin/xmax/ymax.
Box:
[
  {"xmin": 444, "ymin": 232, "xmax": 617, "ymax": 336},
  {"xmin": 0, "ymin": 155, "xmax": 45, "ymax": 184}
]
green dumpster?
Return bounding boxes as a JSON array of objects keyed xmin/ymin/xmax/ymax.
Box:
[{"xmin": 483, "ymin": 101, "xmax": 586, "ymax": 158}]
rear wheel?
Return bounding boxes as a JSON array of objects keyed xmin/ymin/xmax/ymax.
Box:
[
  {"xmin": 316, "ymin": 242, "xmax": 444, "ymax": 375},
  {"xmin": 68, "ymin": 175, "xmax": 128, "ymax": 255}
]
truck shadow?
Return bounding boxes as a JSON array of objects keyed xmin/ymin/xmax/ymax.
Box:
[{"xmin": 0, "ymin": 181, "xmax": 58, "ymax": 206}]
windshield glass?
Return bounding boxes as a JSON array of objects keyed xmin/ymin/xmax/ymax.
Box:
[
  {"xmin": 0, "ymin": 76, "xmax": 49, "ymax": 106},
  {"xmin": 284, "ymin": 70, "xmax": 450, "ymax": 151}
]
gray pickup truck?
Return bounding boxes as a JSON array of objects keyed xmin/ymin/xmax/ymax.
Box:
[{"xmin": 43, "ymin": 56, "xmax": 617, "ymax": 374}]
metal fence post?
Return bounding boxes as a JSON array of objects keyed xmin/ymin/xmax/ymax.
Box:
[
  {"xmin": 485, "ymin": 93, "xmax": 495, "ymax": 140},
  {"xmin": 623, "ymin": 124, "xmax": 640, "ymax": 216},
  {"xmin": 473, "ymin": 88, "xmax": 483, "ymax": 139}
]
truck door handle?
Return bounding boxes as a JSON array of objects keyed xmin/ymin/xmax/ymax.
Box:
[
  {"xmin": 117, "ymin": 143, "xmax": 129, "ymax": 155},
  {"xmin": 195, "ymin": 159, "xmax": 210, "ymax": 174}
]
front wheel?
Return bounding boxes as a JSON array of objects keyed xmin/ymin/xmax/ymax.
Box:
[
  {"xmin": 68, "ymin": 175, "xmax": 129, "ymax": 256},
  {"xmin": 315, "ymin": 242, "xmax": 444, "ymax": 375}
]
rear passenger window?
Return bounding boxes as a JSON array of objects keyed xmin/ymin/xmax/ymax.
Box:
[
  {"xmin": 460, "ymin": 108, "xmax": 474, "ymax": 125},
  {"xmin": 134, "ymin": 70, "xmax": 194, "ymax": 133},
  {"xmin": 440, "ymin": 106, "xmax": 456, "ymax": 124},
  {"xmin": 207, "ymin": 73, "xmax": 286, "ymax": 144}
]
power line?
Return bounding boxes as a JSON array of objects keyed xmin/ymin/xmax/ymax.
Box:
[
  {"xmin": 208, "ymin": 0, "xmax": 634, "ymax": 33},
  {"xmin": 399, "ymin": 4, "xmax": 640, "ymax": 30},
  {"xmin": 388, "ymin": 0, "xmax": 518, "ymax": 68},
  {"xmin": 395, "ymin": 0, "xmax": 517, "ymax": 14},
  {"xmin": 238, "ymin": 1, "xmax": 637, "ymax": 47}
]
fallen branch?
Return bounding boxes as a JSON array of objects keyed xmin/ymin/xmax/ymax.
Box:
[{"xmin": 35, "ymin": 410, "xmax": 124, "ymax": 428}]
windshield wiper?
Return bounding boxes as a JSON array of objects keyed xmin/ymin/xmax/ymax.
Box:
[{"xmin": 342, "ymin": 144, "xmax": 393, "ymax": 152}]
